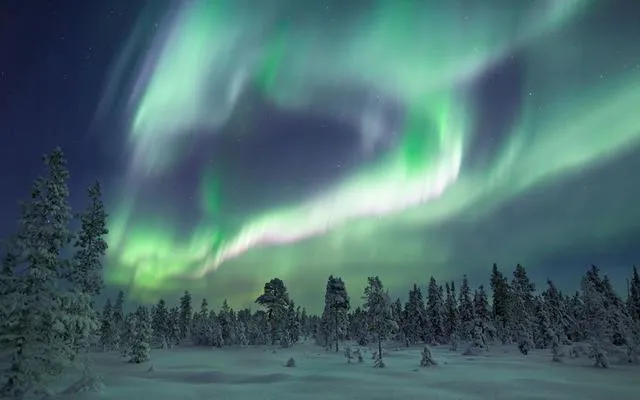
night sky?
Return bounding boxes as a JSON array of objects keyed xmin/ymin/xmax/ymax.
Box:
[{"xmin": 2, "ymin": 0, "xmax": 640, "ymax": 313}]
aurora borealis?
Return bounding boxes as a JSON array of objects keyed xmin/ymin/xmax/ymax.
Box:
[{"xmin": 2, "ymin": 0, "xmax": 640, "ymax": 312}]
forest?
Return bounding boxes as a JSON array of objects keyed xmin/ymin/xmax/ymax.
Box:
[{"xmin": 1, "ymin": 149, "xmax": 639, "ymax": 399}]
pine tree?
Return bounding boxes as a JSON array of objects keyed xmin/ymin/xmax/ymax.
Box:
[
  {"xmin": 1, "ymin": 148, "xmax": 75, "ymax": 398},
  {"xmin": 152, "ymin": 299, "xmax": 169, "ymax": 348},
  {"xmin": 511, "ymin": 264, "xmax": 536, "ymax": 354},
  {"xmin": 391, "ymin": 298, "xmax": 406, "ymax": 344},
  {"xmin": 581, "ymin": 266, "xmax": 610, "ymax": 368},
  {"xmin": 179, "ymin": 291, "xmax": 193, "ymax": 341},
  {"xmin": 490, "ymin": 264, "xmax": 511, "ymax": 343},
  {"xmin": 166, "ymin": 306, "xmax": 181, "ymax": 347},
  {"xmin": 192, "ymin": 298, "xmax": 210, "ymax": 345},
  {"xmin": 458, "ymin": 275, "xmax": 475, "ymax": 341},
  {"xmin": 120, "ymin": 313, "xmax": 135, "ymax": 358},
  {"xmin": 472, "ymin": 285, "xmax": 493, "ymax": 346},
  {"xmin": 112, "ymin": 291, "xmax": 125, "ymax": 350},
  {"xmin": 256, "ymin": 278, "xmax": 291, "ymax": 347},
  {"xmin": 426, "ymin": 277, "xmax": 445, "ymax": 344},
  {"xmin": 129, "ymin": 306, "xmax": 151, "ymax": 363},
  {"xmin": 444, "ymin": 281, "xmax": 460, "ymax": 347},
  {"xmin": 286, "ymin": 300, "xmax": 301, "ymax": 345},
  {"xmin": 65, "ymin": 181, "xmax": 108, "ymax": 358},
  {"xmin": 363, "ymin": 277, "xmax": 396, "ymax": 368},
  {"xmin": 99, "ymin": 299, "xmax": 114, "ymax": 350},
  {"xmin": 0, "ymin": 244, "xmax": 19, "ymax": 346},
  {"xmin": 404, "ymin": 284, "xmax": 428, "ymax": 345},
  {"xmin": 218, "ymin": 300, "xmax": 234, "ymax": 345},
  {"xmin": 321, "ymin": 275, "xmax": 350, "ymax": 351}
]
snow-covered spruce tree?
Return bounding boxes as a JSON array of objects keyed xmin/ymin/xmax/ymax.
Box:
[
  {"xmin": 542, "ymin": 280, "xmax": 571, "ymax": 345},
  {"xmin": 0, "ymin": 148, "xmax": 75, "ymax": 398},
  {"xmin": 321, "ymin": 275, "xmax": 350, "ymax": 352},
  {"xmin": 99, "ymin": 299, "xmax": 115, "ymax": 350},
  {"xmin": 179, "ymin": 290, "xmax": 193, "ymax": 341},
  {"xmin": 112, "ymin": 291, "xmax": 125, "ymax": 350},
  {"xmin": 490, "ymin": 264, "xmax": 511, "ymax": 343},
  {"xmin": 404, "ymin": 284, "xmax": 428, "ymax": 345},
  {"xmin": 581, "ymin": 266, "xmax": 611, "ymax": 368},
  {"xmin": 349, "ymin": 307, "xmax": 370, "ymax": 346},
  {"xmin": 166, "ymin": 306, "xmax": 181, "ymax": 347},
  {"xmin": 567, "ymin": 291, "xmax": 586, "ymax": 342},
  {"xmin": 443, "ymin": 281, "xmax": 460, "ymax": 348},
  {"xmin": 510, "ymin": 264, "xmax": 536, "ymax": 355},
  {"xmin": 534, "ymin": 296, "xmax": 554, "ymax": 349},
  {"xmin": 66, "ymin": 181, "xmax": 108, "ymax": 357},
  {"xmin": 129, "ymin": 306, "xmax": 151, "ymax": 363},
  {"xmin": 152, "ymin": 298, "xmax": 169, "ymax": 348},
  {"xmin": 472, "ymin": 285, "xmax": 493, "ymax": 346},
  {"xmin": 391, "ymin": 298, "xmax": 407, "ymax": 344},
  {"xmin": 458, "ymin": 275, "xmax": 475, "ymax": 341},
  {"xmin": 256, "ymin": 278, "xmax": 291, "ymax": 347},
  {"xmin": 208, "ymin": 310, "xmax": 224, "ymax": 347},
  {"xmin": 300, "ymin": 307, "xmax": 310, "ymax": 340},
  {"xmin": 286, "ymin": 300, "xmax": 301, "ymax": 346},
  {"xmin": 120, "ymin": 312, "xmax": 135, "ymax": 358},
  {"xmin": 192, "ymin": 298, "xmax": 210, "ymax": 345},
  {"xmin": 426, "ymin": 277, "xmax": 445, "ymax": 345},
  {"xmin": 218, "ymin": 300, "xmax": 234, "ymax": 345},
  {"xmin": 363, "ymin": 276, "xmax": 397, "ymax": 368},
  {"xmin": 420, "ymin": 346, "xmax": 437, "ymax": 367}
]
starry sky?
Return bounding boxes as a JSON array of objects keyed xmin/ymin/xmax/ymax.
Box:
[{"xmin": 1, "ymin": 0, "xmax": 640, "ymax": 313}]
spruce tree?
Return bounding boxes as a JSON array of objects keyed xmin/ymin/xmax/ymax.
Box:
[
  {"xmin": 472, "ymin": 285, "xmax": 493, "ymax": 346},
  {"xmin": 511, "ymin": 264, "xmax": 536, "ymax": 354},
  {"xmin": 321, "ymin": 275, "xmax": 350, "ymax": 351},
  {"xmin": 490, "ymin": 264, "xmax": 511, "ymax": 343},
  {"xmin": 256, "ymin": 278, "xmax": 291, "ymax": 347},
  {"xmin": 458, "ymin": 275, "xmax": 475, "ymax": 341},
  {"xmin": 363, "ymin": 277, "xmax": 396, "ymax": 367},
  {"xmin": 66, "ymin": 181, "xmax": 108, "ymax": 358},
  {"xmin": 152, "ymin": 299, "xmax": 169, "ymax": 348},
  {"xmin": 404, "ymin": 284, "xmax": 427, "ymax": 345},
  {"xmin": 444, "ymin": 281, "xmax": 460, "ymax": 347},
  {"xmin": 581, "ymin": 266, "xmax": 610, "ymax": 368},
  {"xmin": 179, "ymin": 291, "xmax": 193, "ymax": 341},
  {"xmin": 0, "ymin": 149, "xmax": 74, "ymax": 398},
  {"xmin": 129, "ymin": 306, "xmax": 151, "ymax": 363},
  {"xmin": 166, "ymin": 306, "xmax": 181, "ymax": 347},
  {"xmin": 99, "ymin": 299, "xmax": 115, "ymax": 351},
  {"xmin": 112, "ymin": 291, "xmax": 125, "ymax": 350},
  {"xmin": 426, "ymin": 277, "xmax": 445, "ymax": 344}
]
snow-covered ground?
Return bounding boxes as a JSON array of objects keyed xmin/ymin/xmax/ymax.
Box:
[{"xmin": 50, "ymin": 342, "xmax": 639, "ymax": 400}]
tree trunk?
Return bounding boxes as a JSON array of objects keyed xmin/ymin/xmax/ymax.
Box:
[{"xmin": 378, "ymin": 334, "xmax": 382, "ymax": 361}]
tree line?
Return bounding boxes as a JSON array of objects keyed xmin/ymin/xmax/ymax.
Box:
[{"xmin": 2, "ymin": 148, "xmax": 640, "ymax": 397}]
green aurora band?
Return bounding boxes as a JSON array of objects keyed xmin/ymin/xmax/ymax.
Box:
[{"xmin": 103, "ymin": 0, "xmax": 640, "ymax": 307}]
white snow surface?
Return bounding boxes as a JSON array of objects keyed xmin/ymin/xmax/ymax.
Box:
[{"xmin": 37, "ymin": 342, "xmax": 640, "ymax": 399}]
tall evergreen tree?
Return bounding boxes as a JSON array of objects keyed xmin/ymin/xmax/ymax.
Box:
[
  {"xmin": 152, "ymin": 299, "xmax": 169, "ymax": 348},
  {"xmin": 321, "ymin": 275, "xmax": 350, "ymax": 351},
  {"xmin": 256, "ymin": 278, "xmax": 291, "ymax": 346},
  {"xmin": 426, "ymin": 277, "xmax": 445, "ymax": 344},
  {"xmin": 404, "ymin": 284, "xmax": 427, "ymax": 345},
  {"xmin": 99, "ymin": 299, "xmax": 114, "ymax": 350},
  {"xmin": 112, "ymin": 291, "xmax": 125, "ymax": 350},
  {"xmin": 443, "ymin": 282, "xmax": 460, "ymax": 344},
  {"xmin": 458, "ymin": 275, "xmax": 475, "ymax": 341},
  {"xmin": 511, "ymin": 264, "xmax": 536, "ymax": 354},
  {"xmin": 179, "ymin": 291, "xmax": 193, "ymax": 341},
  {"xmin": 472, "ymin": 285, "xmax": 493, "ymax": 345},
  {"xmin": 490, "ymin": 264, "xmax": 511, "ymax": 343},
  {"xmin": 581, "ymin": 266, "xmax": 611, "ymax": 368},
  {"xmin": 363, "ymin": 277, "xmax": 396, "ymax": 367},
  {"xmin": 129, "ymin": 306, "xmax": 151, "ymax": 363},
  {"xmin": 0, "ymin": 149, "xmax": 75, "ymax": 398}
]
